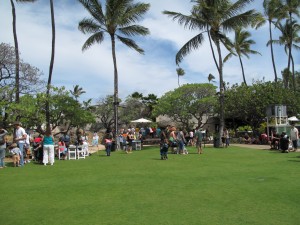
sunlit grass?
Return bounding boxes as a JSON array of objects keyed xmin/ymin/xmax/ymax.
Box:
[{"xmin": 0, "ymin": 145, "xmax": 300, "ymax": 225}]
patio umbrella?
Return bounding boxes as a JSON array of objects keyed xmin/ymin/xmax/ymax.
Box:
[
  {"xmin": 131, "ymin": 118, "xmax": 152, "ymax": 123},
  {"xmin": 288, "ymin": 116, "xmax": 299, "ymax": 122}
]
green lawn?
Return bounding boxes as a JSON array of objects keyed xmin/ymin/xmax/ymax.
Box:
[{"xmin": 1, "ymin": 146, "xmax": 300, "ymax": 225}]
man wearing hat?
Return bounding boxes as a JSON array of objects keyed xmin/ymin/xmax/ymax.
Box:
[{"xmin": 13, "ymin": 121, "xmax": 27, "ymax": 166}]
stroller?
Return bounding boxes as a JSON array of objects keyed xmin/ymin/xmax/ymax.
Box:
[{"xmin": 160, "ymin": 142, "xmax": 169, "ymax": 160}]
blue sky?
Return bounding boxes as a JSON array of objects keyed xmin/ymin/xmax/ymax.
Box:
[{"xmin": 1, "ymin": 0, "xmax": 294, "ymax": 103}]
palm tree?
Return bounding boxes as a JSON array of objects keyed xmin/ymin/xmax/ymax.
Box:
[
  {"xmin": 163, "ymin": 0, "xmax": 261, "ymax": 146},
  {"xmin": 176, "ymin": 67, "xmax": 185, "ymax": 86},
  {"xmin": 281, "ymin": 0, "xmax": 300, "ymax": 89},
  {"xmin": 269, "ymin": 20, "xmax": 300, "ymax": 90},
  {"xmin": 10, "ymin": 0, "xmax": 37, "ymax": 103},
  {"xmin": 257, "ymin": 0, "xmax": 285, "ymax": 83},
  {"xmin": 223, "ymin": 28, "xmax": 261, "ymax": 86},
  {"xmin": 208, "ymin": 73, "xmax": 215, "ymax": 83},
  {"xmin": 70, "ymin": 85, "xmax": 86, "ymax": 100},
  {"xmin": 45, "ymin": 0, "xmax": 56, "ymax": 128},
  {"xmin": 78, "ymin": 0, "xmax": 150, "ymax": 139}
]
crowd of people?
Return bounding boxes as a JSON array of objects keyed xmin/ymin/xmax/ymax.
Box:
[
  {"xmin": 0, "ymin": 121, "xmax": 298, "ymax": 168},
  {"xmin": 0, "ymin": 121, "xmax": 100, "ymax": 169}
]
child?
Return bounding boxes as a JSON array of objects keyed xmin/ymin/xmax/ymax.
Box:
[
  {"xmin": 58, "ymin": 138, "xmax": 67, "ymax": 160},
  {"xmin": 160, "ymin": 139, "xmax": 169, "ymax": 160},
  {"xmin": 9, "ymin": 143, "xmax": 21, "ymax": 167}
]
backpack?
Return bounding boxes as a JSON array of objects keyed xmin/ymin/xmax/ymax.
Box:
[{"xmin": 0, "ymin": 135, "xmax": 5, "ymax": 145}]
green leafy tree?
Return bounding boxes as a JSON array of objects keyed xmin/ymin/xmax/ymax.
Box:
[
  {"xmin": 78, "ymin": 0, "xmax": 150, "ymax": 137},
  {"xmin": 225, "ymin": 80, "xmax": 300, "ymax": 131},
  {"xmin": 153, "ymin": 83, "xmax": 217, "ymax": 130},
  {"xmin": 163, "ymin": 0, "xmax": 261, "ymax": 145},
  {"xmin": 93, "ymin": 95, "xmax": 118, "ymax": 131},
  {"xmin": 224, "ymin": 28, "xmax": 261, "ymax": 86}
]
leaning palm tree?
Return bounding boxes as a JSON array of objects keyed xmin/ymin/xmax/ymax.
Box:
[
  {"xmin": 163, "ymin": 0, "xmax": 261, "ymax": 146},
  {"xmin": 223, "ymin": 28, "xmax": 261, "ymax": 86},
  {"xmin": 78, "ymin": 0, "xmax": 150, "ymax": 139},
  {"xmin": 176, "ymin": 67, "xmax": 185, "ymax": 86},
  {"xmin": 269, "ymin": 20, "xmax": 300, "ymax": 90},
  {"xmin": 45, "ymin": 0, "xmax": 56, "ymax": 128},
  {"xmin": 70, "ymin": 85, "xmax": 86, "ymax": 100},
  {"xmin": 256, "ymin": 0, "xmax": 285, "ymax": 83},
  {"xmin": 10, "ymin": 0, "xmax": 37, "ymax": 103}
]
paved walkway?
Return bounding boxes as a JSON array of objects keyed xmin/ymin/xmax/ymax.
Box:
[{"xmin": 230, "ymin": 144, "xmax": 270, "ymax": 150}]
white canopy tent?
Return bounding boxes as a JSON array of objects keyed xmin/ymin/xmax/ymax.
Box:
[{"xmin": 131, "ymin": 118, "xmax": 152, "ymax": 123}]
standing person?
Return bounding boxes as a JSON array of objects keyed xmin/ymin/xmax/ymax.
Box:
[
  {"xmin": 13, "ymin": 121, "xmax": 27, "ymax": 166},
  {"xmin": 0, "ymin": 127, "xmax": 8, "ymax": 169},
  {"xmin": 92, "ymin": 132, "xmax": 99, "ymax": 147},
  {"xmin": 290, "ymin": 123, "xmax": 299, "ymax": 152},
  {"xmin": 194, "ymin": 127, "xmax": 203, "ymax": 154},
  {"xmin": 126, "ymin": 131, "xmax": 134, "ymax": 153},
  {"xmin": 223, "ymin": 128, "xmax": 230, "ymax": 148},
  {"xmin": 104, "ymin": 131, "xmax": 113, "ymax": 156},
  {"xmin": 177, "ymin": 130, "xmax": 186, "ymax": 154},
  {"xmin": 42, "ymin": 126, "xmax": 55, "ymax": 166}
]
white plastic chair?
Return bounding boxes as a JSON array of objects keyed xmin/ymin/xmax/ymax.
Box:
[
  {"xmin": 68, "ymin": 145, "xmax": 77, "ymax": 160},
  {"xmin": 77, "ymin": 145, "xmax": 85, "ymax": 159}
]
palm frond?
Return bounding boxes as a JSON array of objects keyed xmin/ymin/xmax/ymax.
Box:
[
  {"xmin": 116, "ymin": 35, "xmax": 144, "ymax": 54},
  {"xmin": 78, "ymin": 18, "xmax": 103, "ymax": 34},
  {"xmin": 118, "ymin": 25, "xmax": 149, "ymax": 37},
  {"xmin": 175, "ymin": 33, "xmax": 205, "ymax": 65},
  {"xmin": 162, "ymin": 11, "xmax": 205, "ymax": 31},
  {"xmin": 78, "ymin": 0, "xmax": 105, "ymax": 25},
  {"xmin": 82, "ymin": 32, "xmax": 104, "ymax": 51}
]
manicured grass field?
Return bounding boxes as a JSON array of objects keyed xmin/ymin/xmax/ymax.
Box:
[{"xmin": 1, "ymin": 146, "xmax": 300, "ymax": 225}]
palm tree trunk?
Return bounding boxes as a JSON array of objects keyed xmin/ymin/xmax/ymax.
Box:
[
  {"xmin": 207, "ymin": 27, "xmax": 220, "ymax": 73},
  {"xmin": 287, "ymin": 14, "xmax": 293, "ymax": 90},
  {"xmin": 268, "ymin": 20, "xmax": 278, "ymax": 83},
  {"xmin": 46, "ymin": 0, "xmax": 56, "ymax": 127},
  {"xmin": 111, "ymin": 34, "xmax": 119, "ymax": 143},
  {"xmin": 10, "ymin": 0, "xmax": 20, "ymax": 103},
  {"xmin": 215, "ymin": 39, "xmax": 224, "ymax": 147},
  {"xmin": 291, "ymin": 54, "xmax": 295, "ymax": 92},
  {"xmin": 238, "ymin": 55, "xmax": 247, "ymax": 86}
]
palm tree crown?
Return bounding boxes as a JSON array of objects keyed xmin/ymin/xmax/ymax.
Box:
[
  {"xmin": 224, "ymin": 28, "xmax": 261, "ymax": 86},
  {"xmin": 78, "ymin": 0, "xmax": 150, "ymax": 139}
]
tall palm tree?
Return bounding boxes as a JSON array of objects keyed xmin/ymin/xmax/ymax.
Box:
[
  {"xmin": 257, "ymin": 0, "xmax": 285, "ymax": 83},
  {"xmin": 223, "ymin": 28, "xmax": 261, "ymax": 86},
  {"xmin": 10, "ymin": 0, "xmax": 36, "ymax": 103},
  {"xmin": 281, "ymin": 0, "xmax": 300, "ymax": 89},
  {"xmin": 70, "ymin": 85, "xmax": 86, "ymax": 100},
  {"xmin": 78, "ymin": 0, "xmax": 150, "ymax": 139},
  {"xmin": 269, "ymin": 20, "xmax": 300, "ymax": 90},
  {"xmin": 163, "ymin": 0, "xmax": 261, "ymax": 145},
  {"xmin": 45, "ymin": 0, "xmax": 56, "ymax": 128},
  {"xmin": 176, "ymin": 67, "xmax": 185, "ymax": 86}
]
